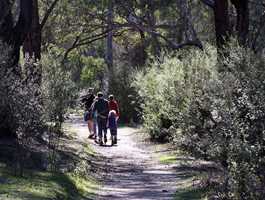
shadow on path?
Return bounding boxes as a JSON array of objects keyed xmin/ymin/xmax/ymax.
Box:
[{"xmin": 67, "ymin": 114, "xmax": 202, "ymax": 200}]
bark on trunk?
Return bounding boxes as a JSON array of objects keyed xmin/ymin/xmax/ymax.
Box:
[
  {"xmin": 104, "ymin": 0, "xmax": 113, "ymax": 94},
  {"xmin": 212, "ymin": 0, "xmax": 249, "ymax": 48},
  {"xmin": 147, "ymin": 1, "xmax": 161, "ymax": 57},
  {"xmin": 22, "ymin": 0, "xmax": 42, "ymax": 85},
  {"xmin": 23, "ymin": 0, "xmax": 41, "ymax": 61},
  {"xmin": 230, "ymin": 0, "xmax": 249, "ymax": 46},
  {"xmin": 106, "ymin": 0, "xmax": 113, "ymax": 74},
  {"xmin": 177, "ymin": 0, "xmax": 202, "ymax": 46},
  {"xmin": 214, "ymin": 0, "xmax": 230, "ymax": 48},
  {"xmin": 137, "ymin": 30, "xmax": 147, "ymax": 67},
  {"xmin": 0, "ymin": 0, "xmax": 33, "ymax": 138},
  {"xmin": 0, "ymin": 0, "xmax": 33, "ymax": 67}
]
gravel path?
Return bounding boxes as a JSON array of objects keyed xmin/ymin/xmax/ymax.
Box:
[{"xmin": 69, "ymin": 115, "xmax": 179, "ymax": 200}]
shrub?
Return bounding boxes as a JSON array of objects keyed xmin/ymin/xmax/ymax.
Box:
[
  {"xmin": 182, "ymin": 45, "xmax": 265, "ymax": 199},
  {"xmin": 134, "ymin": 43, "xmax": 265, "ymax": 199},
  {"xmin": 0, "ymin": 43, "xmax": 44, "ymax": 139},
  {"xmin": 133, "ymin": 45, "xmax": 217, "ymax": 141},
  {"xmin": 41, "ymin": 52, "xmax": 77, "ymax": 128},
  {"xmin": 0, "ymin": 42, "xmax": 45, "ymax": 175}
]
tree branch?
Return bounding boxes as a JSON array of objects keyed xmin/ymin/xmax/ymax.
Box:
[
  {"xmin": 40, "ymin": 0, "xmax": 59, "ymax": 30},
  {"xmin": 117, "ymin": 1, "xmax": 203, "ymax": 51},
  {"xmin": 61, "ymin": 29, "xmax": 129, "ymax": 62},
  {"xmin": 61, "ymin": 34, "xmax": 81, "ymax": 63}
]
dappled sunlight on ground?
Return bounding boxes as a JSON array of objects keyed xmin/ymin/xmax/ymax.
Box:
[{"xmin": 67, "ymin": 114, "xmax": 197, "ymax": 200}]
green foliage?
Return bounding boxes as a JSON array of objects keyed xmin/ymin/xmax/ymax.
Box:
[
  {"xmin": 133, "ymin": 45, "xmax": 217, "ymax": 141},
  {"xmin": 177, "ymin": 44, "xmax": 265, "ymax": 199},
  {"xmin": 175, "ymin": 187, "xmax": 206, "ymax": 200},
  {"xmin": 0, "ymin": 42, "xmax": 44, "ymax": 141},
  {"xmin": 0, "ymin": 167, "xmax": 97, "ymax": 200},
  {"xmin": 80, "ymin": 56, "xmax": 105, "ymax": 89},
  {"xmin": 159, "ymin": 154, "xmax": 178, "ymax": 165},
  {"xmin": 41, "ymin": 52, "xmax": 77, "ymax": 127},
  {"xmin": 134, "ymin": 43, "xmax": 265, "ymax": 199}
]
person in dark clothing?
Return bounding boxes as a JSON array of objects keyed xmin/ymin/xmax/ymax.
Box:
[
  {"xmin": 93, "ymin": 92, "xmax": 109, "ymax": 145},
  {"xmin": 90, "ymin": 97, "xmax": 98, "ymax": 142},
  {"xmin": 107, "ymin": 110, "xmax": 118, "ymax": 146},
  {"xmin": 81, "ymin": 88, "xmax": 95, "ymax": 138}
]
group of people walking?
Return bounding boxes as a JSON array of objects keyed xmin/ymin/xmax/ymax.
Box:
[{"xmin": 81, "ymin": 88, "xmax": 120, "ymax": 146}]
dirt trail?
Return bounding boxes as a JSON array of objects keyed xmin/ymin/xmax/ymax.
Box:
[{"xmin": 69, "ymin": 115, "xmax": 179, "ymax": 200}]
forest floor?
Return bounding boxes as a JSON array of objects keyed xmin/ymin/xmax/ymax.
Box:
[{"xmin": 67, "ymin": 114, "xmax": 208, "ymax": 200}]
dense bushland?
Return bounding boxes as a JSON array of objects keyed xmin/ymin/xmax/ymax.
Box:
[
  {"xmin": 133, "ymin": 45, "xmax": 217, "ymax": 141},
  {"xmin": 134, "ymin": 44, "xmax": 265, "ymax": 199},
  {"xmin": 0, "ymin": 41, "xmax": 78, "ymax": 175}
]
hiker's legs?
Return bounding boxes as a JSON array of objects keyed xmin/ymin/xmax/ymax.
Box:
[
  {"xmin": 114, "ymin": 129, "xmax": 117, "ymax": 144},
  {"xmin": 88, "ymin": 120, "xmax": 94, "ymax": 136},
  {"xmin": 110, "ymin": 129, "xmax": 117, "ymax": 145},
  {"xmin": 93, "ymin": 118, "xmax": 97, "ymax": 140},
  {"xmin": 97, "ymin": 119, "xmax": 103, "ymax": 144},
  {"xmin": 97, "ymin": 118, "xmax": 107, "ymax": 145},
  {"xmin": 102, "ymin": 119, "xmax": 108, "ymax": 144}
]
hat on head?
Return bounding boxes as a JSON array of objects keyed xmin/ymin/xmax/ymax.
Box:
[{"xmin": 97, "ymin": 92, "xmax": 103, "ymax": 97}]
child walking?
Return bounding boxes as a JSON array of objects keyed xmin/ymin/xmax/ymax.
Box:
[{"xmin": 107, "ymin": 110, "xmax": 118, "ymax": 146}]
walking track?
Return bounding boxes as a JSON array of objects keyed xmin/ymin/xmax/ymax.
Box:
[{"xmin": 69, "ymin": 115, "xmax": 182, "ymax": 200}]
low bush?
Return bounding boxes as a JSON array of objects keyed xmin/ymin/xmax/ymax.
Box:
[
  {"xmin": 133, "ymin": 45, "xmax": 217, "ymax": 141},
  {"xmin": 134, "ymin": 43, "xmax": 265, "ymax": 199},
  {"xmin": 41, "ymin": 52, "xmax": 77, "ymax": 128}
]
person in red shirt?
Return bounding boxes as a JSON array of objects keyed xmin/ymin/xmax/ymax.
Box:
[{"xmin": 108, "ymin": 95, "xmax": 120, "ymax": 119}]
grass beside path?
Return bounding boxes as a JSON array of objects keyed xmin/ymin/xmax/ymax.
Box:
[
  {"xmin": 175, "ymin": 187, "xmax": 207, "ymax": 200},
  {"xmin": 0, "ymin": 166, "xmax": 98, "ymax": 200},
  {"xmin": 0, "ymin": 121, "xmax": 99, "ymax": 200}
]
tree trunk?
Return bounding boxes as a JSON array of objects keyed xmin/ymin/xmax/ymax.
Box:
[
  {"xmin": 0, "ymin": 0, "xmax": 33, "ymax": 138},
  {"xmin": 106, "ymin": 0, "xmax": 113, "ymax": 72},
  {"xmin": 177, "ymin": 0, "xmax": 201, "ymax": 45},
  {"xmin": 22, "ymin": 0, "xmax": 42, "ymax": 85},
  {"xmin": 230, "ymin": 0, "xmax": 249, "ymax": 46},
  {"xmin": 104, "ymin": 0, "xmax": 113, "ymax": 94},
  {"xmin": 0, "ymin": 0, "xmax": 33, "ymax": 68},
  {"xmin": 138, "ymin": 30, "xmax": 147, "ymax": 67},
  {"xmin": 146, "ymin": 1, "xmax": 161, "ymax": 57},
  {"xmin": 204, "ymin": 0, "xmax": 249, "ymax": 48},
  {"xmin": 23, "ymin": 0, "xmax": 41, "ymax": 61},
  {"xmin": 214, "ymin": 0, "xmax": 230, "ymax": 48}
]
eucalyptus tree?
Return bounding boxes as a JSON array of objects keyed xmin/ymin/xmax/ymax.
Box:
[
  {"xmin": 0, "ymin": 0, "xmax": 33, "ymax": 67},
  {"xmin": 0, "ymin": 0, "xmax": 34, "ymax": 137}
]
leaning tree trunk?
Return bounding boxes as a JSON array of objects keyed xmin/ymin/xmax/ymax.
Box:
[
  {"xmin": 0, "ymin": 0, "xmax": 33, "ymax": 138},
  {"xmin": 0, "ymin": 0, "xmax": 33, "ymax": 67}
]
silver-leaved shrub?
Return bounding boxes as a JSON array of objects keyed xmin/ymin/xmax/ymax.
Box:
[{"xmin": 134, "ymin": 43, "xmax": 265, "ymax": 199}]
